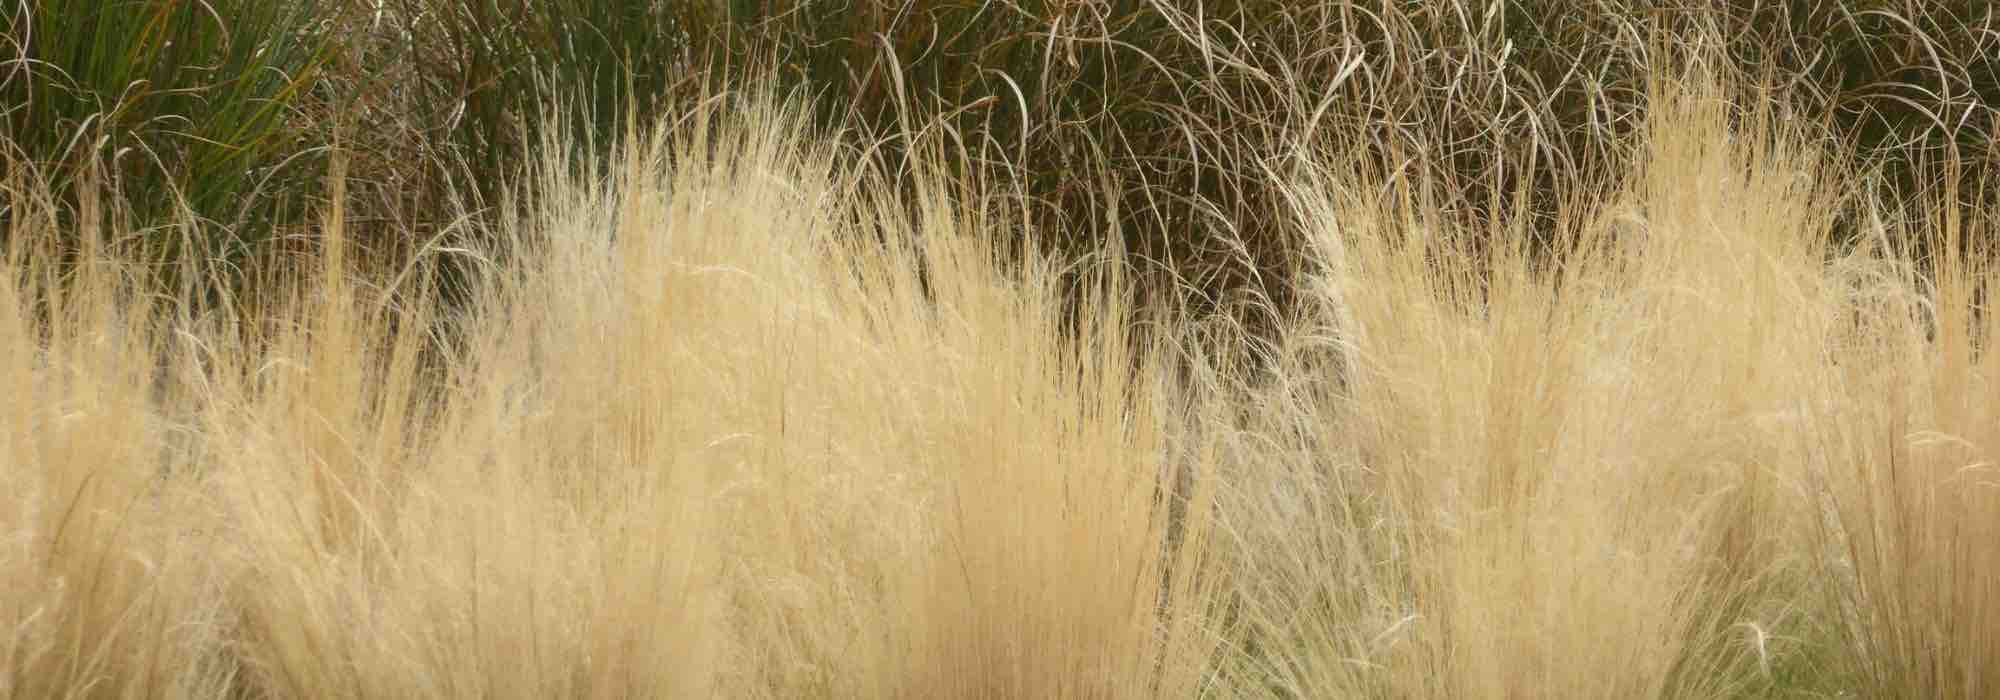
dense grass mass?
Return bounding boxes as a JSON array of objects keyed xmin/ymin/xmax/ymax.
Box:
[{"xmin": 5, "ymin": 2, "xmax": 1999, "ymax": 698}]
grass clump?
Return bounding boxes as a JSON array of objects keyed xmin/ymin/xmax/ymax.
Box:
[
  {"xmin": 3, "ymin": 3, "xmax": 1999, "ymax": 698},
  {"xmin": 4, "ymin": 88, "xmax": 1220, "ymax": 699}
]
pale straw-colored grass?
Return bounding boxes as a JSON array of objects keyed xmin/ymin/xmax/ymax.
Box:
[{"xmin": 4, "ymin": 64, "xmax": 1994, "ymax": 699}]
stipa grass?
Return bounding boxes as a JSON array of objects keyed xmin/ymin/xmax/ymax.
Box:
[
  {"xmin": 1204, "ymin": 70, "xmax": 1995, "ymax": 699},
  {"xmin": 3, "ymin": 92, "xmax": 1218, "ymax": 698},
  {"xmin": 0, "ymin": 170, "xmax": 238, "ymax": 698},
  {"xmin": 3, "ymin": 67, "xmax": 1998, "ymax": 698},
  {"xmin": 1811, "ymin": 167, "xmax": 2000, "ymax": 698}
]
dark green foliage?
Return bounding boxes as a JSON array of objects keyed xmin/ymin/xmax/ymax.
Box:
[
  {"xmin": 341, "ymin": 0, "xmax": 708, "ymax": 212},
  {"xmin": 667, "ymin": 1, "xmax": 1996, "ymax": 328},
  {"xmin": 5, "ymin": 1, "xmax": 1993, "ymax": 325},
  {"xmin": 0, "ymin": 0, "xmax": 343, "ymax": 268}
]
